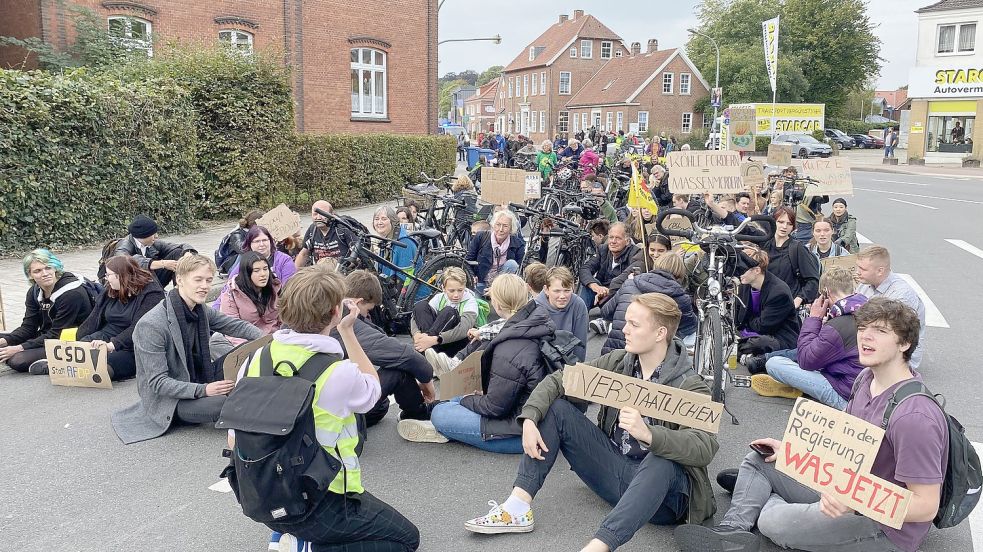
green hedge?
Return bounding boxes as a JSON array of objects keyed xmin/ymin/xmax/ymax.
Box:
[
  {"xmin": 291, "ymin": 134, "xmax": 457, "ymax": 209},
  {"xmin": 0, "ymin": 69, "xmax": 200, "ymax": 253}
]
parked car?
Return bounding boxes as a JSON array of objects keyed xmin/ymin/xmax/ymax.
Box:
[
  {"xmin": 772, "ymin": 134, "xmax": 833, "ymax": 158},
  {"xmin": 824, "ymin": 128, "xmax": 854, "ymax": 150},
  {"xmin": 851, "ymin": 134, "xmax": 885, "ymax": 149}
]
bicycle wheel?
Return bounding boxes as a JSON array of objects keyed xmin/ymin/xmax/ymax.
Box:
[
  {"xmin": 707, "ymin": 307, "xmax": 725, "ymax": 403},
  {"xmin": 401, "ymin": 253, "xmax": 477, "ymax": 313}
]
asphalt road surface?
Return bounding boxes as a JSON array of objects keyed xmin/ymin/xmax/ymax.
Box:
[{"xmin": 0, "ymin": 169, "xmax": 980, "ymax": 551}]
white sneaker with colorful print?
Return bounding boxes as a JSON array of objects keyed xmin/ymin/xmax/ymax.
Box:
[{"xmin": 464, "ymin": 500, "xmax": 535, "ymax": 534}]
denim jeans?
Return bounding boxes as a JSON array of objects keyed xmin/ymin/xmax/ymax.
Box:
[
  {"xmin": 794, "ymin": 222, "xmax": 814, "ymax": 242},
  {"xmin": 514, "ymin": 400, "xmax": 689, "ymax": 550},
  {"xmin": 765, "ymin": 356, "xmax": 847, "ymax": 409},
  {"xmin": 477, "ymin": 259, "xmax": 519, "ymax": 296},
  {"xmin": 430, "ymin": 398, "xmax": 522, "ymax": 454},
  {"xmin": 884, "ymin": 145, "xmax": 894, "ymax": 158},
  {"xmin": 721, "ymin": 452, "xmax": 900, "ymax": 552},
  {"xmin": 764, "ymin": 348, "xmax": 798, "ymax": 362},
  {"xmin": 578, "ymin": 285, "xmax": 597, "ymax": 310}
]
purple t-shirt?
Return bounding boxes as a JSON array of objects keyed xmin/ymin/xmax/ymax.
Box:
[{"xmin": 845, "ymin": 369, "xmax": 948, "ymax": 552}]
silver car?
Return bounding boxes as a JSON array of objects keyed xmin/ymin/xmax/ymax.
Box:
[{"xmin": 772, "ymin": 134, "xmax": 833, "ymax": 158}]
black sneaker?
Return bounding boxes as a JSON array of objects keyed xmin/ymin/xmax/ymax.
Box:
[
  {"xmin": 743, "ymin": 355, "xmax": 767, "ymax": 375},
  {"xmin": 398, "ymin": 400, "xmax": 445, "ymax": 421},
  {"xmin": 716, "ymin": 468, "xmax": 739, "ymax": 494},
  {"xmin": 675, "ymin": 524, "xmax": 760, "ymax": 552},
  {"xmin": 28, "ymin": 359, "xmax": 49, "ymax": 375}
]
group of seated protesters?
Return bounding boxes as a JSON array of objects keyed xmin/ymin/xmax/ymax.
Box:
[{"xmin": 0, "ymin": 173, "xmax": 947, "ymax": 552}]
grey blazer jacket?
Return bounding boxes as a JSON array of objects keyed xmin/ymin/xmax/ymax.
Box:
[{"xmin": 111, "ymin": 292, "xmax": 263, "ymax": 444}]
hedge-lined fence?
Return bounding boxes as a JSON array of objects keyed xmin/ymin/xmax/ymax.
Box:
[{"xmin": 0, "ymin": 48, "xmax": 455, "ymax": 253}]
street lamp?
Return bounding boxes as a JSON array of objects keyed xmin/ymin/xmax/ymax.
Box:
[
  {"xmin": 438, "ymin": 34, "xmax": 502, "ymax": 46},
  {"xmin": 688, "ymin": 28, "xmax": 720, "ymax": 150}
]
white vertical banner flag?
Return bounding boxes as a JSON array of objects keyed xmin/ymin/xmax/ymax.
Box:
[{"xmin": 762, "ymin": 16, "xmax": 780, "ymax": 93}]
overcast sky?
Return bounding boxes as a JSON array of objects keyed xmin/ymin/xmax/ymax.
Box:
[{"xmin": 437, "ymin": 0, "xmax": 926, "ymax": 92}]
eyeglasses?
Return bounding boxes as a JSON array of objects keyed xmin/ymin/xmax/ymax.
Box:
[{"xmin": 252, "ymin": 238, "xmax": 271, "ymax": 244}]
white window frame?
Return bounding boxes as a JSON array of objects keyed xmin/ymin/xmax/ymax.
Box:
[
  {"xmin": 615, "ymin": 50, "xmax": 623, "ymax": 57},
  {"xmin": 580, "ymin": 39, "xmax": 592, "ymax": 59},
  {"xmin": 616, "ymin": 111, "xmax": 624, "ymax": 131},
  {"xmin": 559, "ymin": 71, "xmax": 572, "ymax": 95},
  {"xmin": 592, "ymin": 110, "xmax": 601, "ymax": 128},
  {"xmin": 108, "ymin": 15, "xmax": 153, "ymax": 56},
  {"xmin": 540, "ymin": 110, "xmax": 546, "ymax": 133},
  {"xmin": 703, "ymin": 114, "xmax": 712, "ymax": 129},
  {"xmin": 582, "ymin": 112, "xmax": 588, "ymax": 131},
  {"xmin": 573, "ymin": 112, "xmax": 579, "ymax": 133},
  {"xmin": 570, "ymin": 47, "xmax": 577, "ymax": 58},
  {"xmin": 350, "ymin": 47, "xmax": 387, "ymax": 118},
  {"xmin": 682, "ymin": 112, "xmax": 693, "ymax": 133},
  {"xmin": 531, "ymin": 73, "xmax": 538, "ymax": 96},
  {"xmin": 540, "ymin": 71, "xmax": 546, "ymax": 95},
  {"xmin": 663, "ymin": 72, "xmax": 674, "ymax": 94},
  {"xmin": 219, "ymin": 29, "xmax": 253, "ymax": 53},
  {"xmin": 508, "ymin": 78, "xmax": 513, "ymax": 98},
  {"xmin": 938, "ymin": 22, "xmax": 977, "ymax": 54},
  {"xmin": 605, "ymin": 112, "xmax": 613, "ymax": 131},
  {"xmin": 558, "ymin": 111, "xmax": 569, "ymax": 133},
  {"xmin": 523, "ymin": 74, "xmax": 529, "ymax": 97},
  {"xmin": 680, "ymin": 73, "xmax": 691, "ymax": 95},
  {"xmin": 601, "ymin": 40, "xmax": 612, "ymax": 59},
  {"xmin": 528, "ymin": 46, "xmax": 536, "ymax": 61},
  {"xmin": 638, "ymin": 111, "xmax": 649, "ymax": 133}
]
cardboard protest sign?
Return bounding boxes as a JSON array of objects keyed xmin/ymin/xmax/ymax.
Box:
[
  {"xmin": 524, "ymin": 173, "xmax": 542, "ymax": 200},
  {"xmin": 793, "ymin": 157, "xmax": 854, "ymax": 195},
  {"xmin": 223, "ymin": 335, "xmax": 274, "ymax": 381},
  {"xmin": 663, "ymin": 214, "xmax": 693, "ymax": 246},
  {"xmin": 439, "ymin": 350, "xmax": 483, "ymax": 400},
  {"xmin": 728, "ymin": 106, "xmax": 756, "ymax": 152},
  {"xmin": 562, "ymin": 363, "xmax": 723, "ymax": 433},
  {"xmin": 45, "ymin": 339, "xmax": 112, "ymax": 389},
  {"xmin": 480, "ymin": 167, "xmax": 541, "ymax": 205},
  {"xmin": 820, "ymin": 254, "xmax": 857, "ymax": 273},
  {"xmin": 666, "ymin": 151, "xmax": 744, "ymax": 195},
  {"xmin": 776, "ymin": 398, "xmax": 911, "ymax": 529},
  {"xmin": 767, "ymin": 143, "xmax": 793, "ymax": 167},
  {"xmin": 257, "ymin": 204, "xmax": 302, "ymax": 242},
  {"xmin": 740, "ymin": 160, "xmax": 767, "ymax": 190}
]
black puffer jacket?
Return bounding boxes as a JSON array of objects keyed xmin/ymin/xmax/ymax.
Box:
[
  {"xmin": 762, "ymin": 237, "xmax": 820, "ymax": 303},
  {"xmin": 600, "ymin": 270, "xmax": 697, "ymax": 355},
  {"xmin": 459, "ymin": 300, "xmax": 555, "ymax": 437}
]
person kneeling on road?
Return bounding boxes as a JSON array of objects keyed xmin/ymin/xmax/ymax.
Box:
[
  {"xmin": 111, "ymin": 255, "xmax": 263, "ymax": 445},
  {"xmin": 235, "ymin": 266, "xmax": 420, "ymax": 552},
  {"xmin": 749, "ymin": 267, "xmax": 867, "ymax": 409},
  {"xmin": 464, "ymin": 293, "xmax": 718, "ymax": 551},
  {"xmin": 676, "ymin": 297, "xmax": 946, "ymax": 552}
]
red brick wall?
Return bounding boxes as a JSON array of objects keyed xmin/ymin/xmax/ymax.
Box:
[
  {"xmin": 0, "ymin": 0, "xmax": 43, "ymax": 69},
  {"xmin": 16, "ymin": 0, "xmax": 435, "ymax": 134}
]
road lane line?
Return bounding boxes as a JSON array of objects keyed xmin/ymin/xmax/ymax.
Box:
[
  {"xmin": 856, "ymin": 232, "xmax": 873, "ymax": 244},
  {"xmin": 887, "ymin": 198, "xmax": 938, "ymax": 210},
  {"xmin": 896, "ymin": 274, "xmax": 950, "ymax": 328},
  {"xmin": 855, "ymin": 187, "xmax": 983, "ymax": 205},
  {"xmin": 972, "ymin": 442, "xmax": 983, "ymax": 552},
  {"xmin": 872, "ymin": 179, "xmax": 929, "ymax": 186},
  {"xmin": 209, "ymin": 479, "xmax": 232, "ymax": 493},
  {"xmin": 946, "ymin": 239, "xmax": 983, "ymax": 260}
]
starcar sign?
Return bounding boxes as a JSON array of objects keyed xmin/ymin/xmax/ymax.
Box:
[{"xmin": 909, "ymin": 65, "xmax": 983, "ymax": 98}]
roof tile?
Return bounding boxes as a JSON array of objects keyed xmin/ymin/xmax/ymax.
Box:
[{"xmin": 564, "ymin": 49, "xmax": 676, "ymax": 107}]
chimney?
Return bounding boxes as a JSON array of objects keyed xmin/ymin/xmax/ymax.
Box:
[
  {"xmin": 559, "ymin": 14, "xmax": 568, "ymax": 23},
  {"xmin": 630, "ymin": 42, "xmax": 641, "ymax": 56},
  {"xmin": 647, "ymin": 39, "xmax": 658, "ymax": 53},
  {"xmin": 573, "ymin": 9, "xmax": 584, "ymax": 19}
]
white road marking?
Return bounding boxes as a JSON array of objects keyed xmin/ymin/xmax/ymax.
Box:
[
  {"xmin": 855, "ymin": 187, "xmax": 983, "ymax": 205},
  {"xmin": 887, "ymin": 198, "xmax": 938, "ymax": 210},
  {"xmin": 972, "ymin": 442, "xmax": 983, "ymax": 552},
  {"xmin": 856, "ymin": 232, "xmax": 873, "ymax": 244},
  {"xmin": 872, "ymin": 179, "xmax": 929, "ymax": 186},
  {"xmin": 896, "ymin": 274, "xmax": 950, "ymax": 328},
  {"xmin": 208, "ymin": 479, "xmax": 232, "ymax": 493},
  {"xmin": 946, "ymin": 239, "xmax": 983, "ymax": 260}
]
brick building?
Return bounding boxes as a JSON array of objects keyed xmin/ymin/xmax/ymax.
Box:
[
  {"xmin": 0, "ymin": 0, "xmax": 438, "ymax": 134},
  {"xmin": 565, "ymin": 42, "xmax": 710, "ymax": 138},
  {"xmin": 463, "ymin": 80, "xmax": 499, "ymax": 135},
  {"xmin": 497, "ymin": 10, "xmax": 628, "ymax": 142}
]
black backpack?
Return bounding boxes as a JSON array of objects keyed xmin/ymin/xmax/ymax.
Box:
[
  {"xmin": 96, "ymin": 237, "xmax": 123, "ymax": 285},
  {"xmin": 217, "ymin": 347, "xmax": 346, "ymax": 524},
  {"xmin": 214, "ymin": 228, "xmax": 245, "ymax": 274},
  {"xmin": 540, "ymin": 330, "xmax": 582, "ymax": 373},
  {"xmin": 881, "ymin": 381, "xmax": 981, "ymax": 529}
]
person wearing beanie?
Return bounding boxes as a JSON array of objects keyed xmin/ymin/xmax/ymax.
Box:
[
  {"xmin": 828, "ymin": 197, "xmax": 860, "ymax": 253},
  {"xmin": 114, "ymin": 214, "xmax": 197, "ymax": 288}
]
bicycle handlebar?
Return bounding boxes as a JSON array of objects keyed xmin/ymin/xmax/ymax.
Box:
[
  {"xmin": 314, "ymin": 208, "xmax": 406, "ymax": 248},
  {"xmin": 655, "ymin": 208, "xmax": 775, "ymax": 245}
]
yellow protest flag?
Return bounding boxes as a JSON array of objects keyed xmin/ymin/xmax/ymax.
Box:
[{"xmin": 626, "ymin": 161, "xmax": 659, "ymax": 214}]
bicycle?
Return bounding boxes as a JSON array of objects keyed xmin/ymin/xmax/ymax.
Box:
[
  {"xmin": 656, "ymin": 208, "xmax": 775, "ymax": 422},
  {"xmin": 511, "ymin": 202, "xmax": 596, "ymax": 276}
]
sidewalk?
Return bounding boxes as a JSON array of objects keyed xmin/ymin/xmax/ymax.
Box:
[{"xmin": 841, "ymin": 148, "xmax": 983, "ymax": 179}]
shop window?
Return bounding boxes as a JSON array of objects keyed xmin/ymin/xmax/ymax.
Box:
[{"xmin": 927, "ymin": 115, "xmax": 974, "ymax": 153}]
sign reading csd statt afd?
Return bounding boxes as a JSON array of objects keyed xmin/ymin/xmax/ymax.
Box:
[{"xmin": 44, "ymin": 339, "xmax": 113, "ymax": 389}]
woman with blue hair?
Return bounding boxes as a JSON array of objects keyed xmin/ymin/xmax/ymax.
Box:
[{"xmin": 0, "ymin": 249, "xmax": 93, "ymax": 374}]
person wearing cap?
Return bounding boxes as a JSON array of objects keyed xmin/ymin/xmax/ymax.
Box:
[
  {"xmin": 827, "ymin": 198, "xmax": 859, "ymax": 253},
  {"xmin": 114, "ymin": 214, "xmax": 196, "ymax": 288}
]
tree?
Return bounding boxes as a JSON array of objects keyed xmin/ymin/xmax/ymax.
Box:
[
  {"xmin": 687, "ymin": 0, "xmax": 880, "ymax": 115},
  {"xmin": 439, "ymin": 78, "xmax": 469, "ymax": 118},
  {"xmin": 476, "ymin": 65, "xmax": 503, "ymax": 86}
]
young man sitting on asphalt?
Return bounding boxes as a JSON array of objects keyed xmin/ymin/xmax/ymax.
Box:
[
  {"xmin": 735, "ymin": 249, "xmax": 800, "ymax": 365},
  {"xmin": 749, "ymin": 266, "xmax": 867, "ymax": 409},
  {"xmin": 114, "ymin": 214, "xmax": 196, "ymax": 288},
  {"xmin": 464, "ymin": 293, "xmax": 718, "ymax": 552},
  {"xmin": 676, "ymin": 297, "xmax": 946, "ymax": 552}
]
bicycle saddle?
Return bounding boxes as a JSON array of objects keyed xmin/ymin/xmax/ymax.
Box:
[
  {"xmin": 407, "ymin": 228, "xmax": 442, "ymax": 240},
  {"xmin": 562, "ymin": 204, "xmax": 583, "ymax": 216}
]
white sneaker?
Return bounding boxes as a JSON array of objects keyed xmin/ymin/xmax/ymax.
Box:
[
  {"xmin": 397, "ymin": 419, "xmax": 449, "ymax": 443},
  {"xmin": 424, "ymin": 348, "xmax": 459, "ymax": 378},
  {"xmin": 464, "ymin": 500, "xmax": 535, "ymax": 534},
  {"xmin": 589, "ymin": 318, "xmax": 609, "ymax": 335},
  {"xmin": 278, "ymin": 534, "xmax": 310, "ymax": 552}
]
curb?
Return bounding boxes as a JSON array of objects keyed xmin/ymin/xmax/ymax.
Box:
[{"xmin": 850, "ymin": 166, "xmax": 919, "ymax": 175}]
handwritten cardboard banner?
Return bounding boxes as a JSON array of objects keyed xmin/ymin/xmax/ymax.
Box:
[
  {"xmin": 820, "ymin": 254, "xmax": 857, "ymax": 273},
  {"xmin": 562, "ymin": 363, "xmax": 723, "ymax": 433},
  {"xmin": 741, "ymin": 159, "xmax": 767, "ymax": 190},
  {"xmin": 481, "ymin": 167, "xmax": 541, "ymax": 205},
  {"xmin": 776, "ymin": 398, "xmax": 911, "ymax": 529},
  {"xmin": 728, "ymin": 107, "xmax": 756, "ymax": 152},
  {"xmin": 223, "ymin": 335, "xmax": 274, "ymax": 381},
  {"xmin": 767, "ymin": 143, "xmax": 793, "ymax": 167},
  {"xmin": 524, "ymin": 174, "xmax": 542, "ymax": 200},
  {"xmin": 439, "ymin": 350, "xmax": 483, "ymax": 400},
  {"xmin": 663, "ymin": 214, "xmax": 693, "ymax": 246},
  {"xmin": 666, "ymin": 151, "xmax": 744, "ymax": 194},
  {"xmin": 257, "ymin": 204, "xmax": 302, "ymax": 242},
  {"xmin": 44, "ymin": 339, "xmax": 112, "ymax": 389},
  {"xmin": 793, "ymin": 157, "xmax": 854, "ymax": 195}
]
